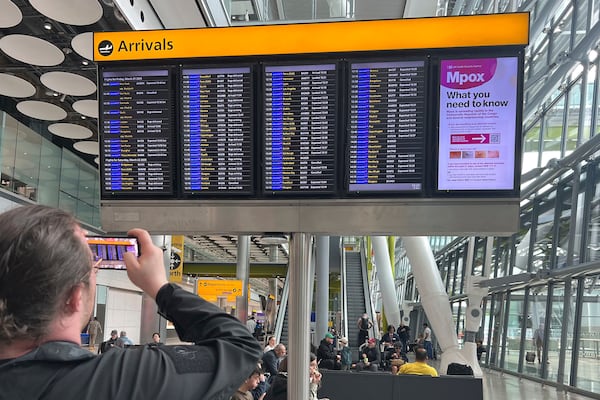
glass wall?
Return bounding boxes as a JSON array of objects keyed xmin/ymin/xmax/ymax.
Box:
[
  {"xmin": 0, "ymin": 112, "xmax": 100, "ymax": 226},
  {"xmin": 576, "ymin": 274, "xmax": 600, "ymax": 393}
]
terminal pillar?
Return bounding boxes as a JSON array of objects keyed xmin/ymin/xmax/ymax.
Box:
[
  {"xmin": 288, "ymin": 233, "xmax": 312, "ymax": 400},
  {"xmin": 372, "ymin": 236, "xmax": 401, "ymax": 327},
  {"xmin": 236, "ymin": 235, "xmax": 251, "ymax": 324},
  {"xmin": 403, "ymin": 236, "xmax": 473, "ymax": 375},
  {"xmin": 316, "ymin": 236, "xmax": 330, "ymax": 344},
  {"xmin": 140, "ymin": 235, "xmax": 170, "ymax": 344}
]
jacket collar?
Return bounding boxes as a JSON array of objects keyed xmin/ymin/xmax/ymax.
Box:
[{"xmin": 3, "ymin": 341, "xmax": 95, "ymax": 365}]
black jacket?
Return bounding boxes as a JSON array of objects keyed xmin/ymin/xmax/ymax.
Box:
[
  {"xmin": 317, "ymin": 339, "xmax": 336, "ymax": 362},
  {"xmin": 0, "ymin": 283, "xmax": 262, "ymax": 400},
  {"xmin": 263, "ymin": 373, "xmax": 287, "ymax": 400}
]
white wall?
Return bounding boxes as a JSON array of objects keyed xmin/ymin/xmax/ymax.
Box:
[{"xmin": 104, "ymin": 287, "xmax": 143, "ymax": 344}]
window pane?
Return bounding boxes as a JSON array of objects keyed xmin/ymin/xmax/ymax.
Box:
[
  {"xmin": 523, "ymin": 286, "xmax": 548, "ymax": 379},
  {"xmin": 38, "ymin": 138, "xmax": 61, "ymax": 207},
  {"xmin": 488, "ymin": 293, "xmax": 507, "ymax": 368},
  {"xmin": 576, "ymin": 275, "xmax": 600, "ymax": 393},
  {"xmin": 505, "ymin": 290, "xmax": 525, "ymax": 373},
  {"xmin": 0, "ymin": 113, "xmax": 18, "ymax": 192}
]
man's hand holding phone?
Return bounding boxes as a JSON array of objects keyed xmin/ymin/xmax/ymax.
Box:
[{"xmin": 124, "ymin": 229, "xmax": 169, "ymax": 300}]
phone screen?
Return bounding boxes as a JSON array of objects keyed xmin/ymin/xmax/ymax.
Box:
[{"xmin": 86, "ymin": 236, "xmax": 139, "ymax": 270}]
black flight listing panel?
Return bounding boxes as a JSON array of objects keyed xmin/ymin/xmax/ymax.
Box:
[
  {"xmin": 348, "ymin": 60, "xmax": 426, "ymax": 193},
  {"xmin": 100, "ymin": 69, "xmax": 173, "ymax": 196},
  {"xmin": 181, "ymin": 66, "xmax": 253, "ymax": 194},
  {"xmin": 263, "ymin": 64, "xmax": 338, "ymax": 194}
]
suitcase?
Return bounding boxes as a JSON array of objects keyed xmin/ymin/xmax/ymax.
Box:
[{"xmin": 525, "ymin": 351, "xmax": 536, "ymax": 363}]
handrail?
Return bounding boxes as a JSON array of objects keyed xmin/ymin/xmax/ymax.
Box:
[
  {"xmin": 360, "ymin": 238, "xmax": 379, "ymax": 341},
  {"xmin": 274, "ymin": 265, "xmax": 291, "ymax": 343},
  {"xmin": 340, "ymin": 239, "xmax": 349, "ymax": 341}
]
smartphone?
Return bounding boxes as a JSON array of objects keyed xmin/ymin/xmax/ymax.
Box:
[{"xmin": 86, "ymin": 236, "xmax": 140, "ymax": 270}]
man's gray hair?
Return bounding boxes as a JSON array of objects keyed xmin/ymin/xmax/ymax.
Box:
[{"xmin": 0, "ymin": 205, "xmax": 91, "ymax": 346}]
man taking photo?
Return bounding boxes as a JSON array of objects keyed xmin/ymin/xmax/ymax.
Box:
[{"xmin": 0, "ymin": 205, "xmax": 262, "ymax": 399}]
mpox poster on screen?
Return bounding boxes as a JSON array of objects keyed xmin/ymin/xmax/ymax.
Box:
[{"xmin": 437, "ymin": 57, "xmax": 518, "ymax": 191}]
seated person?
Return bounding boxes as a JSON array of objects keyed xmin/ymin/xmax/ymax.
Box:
[
  {"xmin": 381, "ymin": 325, "xmax": 400, "ymax": 350},
  {"xmin": 355, "ymin": 338, "xmax": 379, "ymax": 372},
  {"xmin": 397, "ymin": 347, "xmax": 438, "ymax": 377},
  {"xmin": 317, "ymin": 333, "xmax": 341, "ymax": 370},
  {"xmin": 388, "ymin": 343, "xmax": 408, "ymax": 374},
  {"xmin": 231, "ymin": 366, "xmax": 263, "ymax": 400}
]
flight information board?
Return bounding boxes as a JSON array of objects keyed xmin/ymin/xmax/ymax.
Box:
[
  {"xmin": 347, "ymin": 60, "xmax": 426, "ymax": 193},
  {"xmin": 263, "ymin": 64, "xmax": 338, "ymax": 194},
  {"xmin": 99, "ymin": 69, "xmax": 174, "ymax": 196},
  {"xmin": 181, "ymin": 66, "xmax": 254, "ymax": 195}
]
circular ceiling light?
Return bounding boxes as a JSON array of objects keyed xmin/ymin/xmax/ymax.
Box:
[
  {"xmin": 48, "ymin": 123, "xmax": 93, "ymax": 139},
  {"xmin": 29, "ymin": 0, "xmax": 103, "ymax": 26},
  {"xmin": 71, "ymin": 32, "xmax": 93, "ymax": 61},
  {"xmin": 73, "ymin": 140, "xmax": 99, "ymax": 155},
  {"xmin": 72, "ymin": 99, "xmax": 98, "ymax": 118},
  {"xmin": 0, "ymin": 0, "xmax": 22, "ymax": 28},
  {"xmin": 41, "ymin": 71, "xmax": 96, "ymax": 96},
  {"xmin": 257, "ymin": 234, "xmax": 289, "ymax": 245},
  {"xmin": 16, "ymin": 100, "xmax": 67, "ymax": 121},
  {"xmin": 0, "ymin": 34, "xmax": 64, "ymax": 66},
  {"xmin": 0, "ymin": 73, "xmax": 36, "ymax": 98}
]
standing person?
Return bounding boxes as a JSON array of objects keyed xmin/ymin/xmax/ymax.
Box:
[
  {"xmin": 0, "ymin": 205, "xmax": 262, "ymax": 399},
  {"xmin": 533, "ymin": 321, "xmax": 545, "ymax": 364},
  {"xmin": 87, "ymin": 316, "xmax": 102, "ymax": 351},
  {"xmin": 247, "ymin": 315, "xmax": 257, "ymax": 334},
  {"xmin": 338, "ymin": 337, "xmax": 352, "ymax": 371},
  {"xmin": 422, "ymin": 322, "xmax": 434, "ymax": 360},
  {"xmin": 397, "ymin": 321, "xmax": 411, "ymax": 353},
  {"xmin": 357, "ymin": 313, "xmax": 373, "ymax": 348}
]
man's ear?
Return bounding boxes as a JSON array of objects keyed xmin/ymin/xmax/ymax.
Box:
[{"xmin": 65, "ymin": 284, "xmax": 84, "ymax": 314}]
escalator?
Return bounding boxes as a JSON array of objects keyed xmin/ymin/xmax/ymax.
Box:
[
  {"xmin": 343, "ymin": 250, "xmax": 372, "ymax": 359},
  {"xmin": 274, "ymin": 267, "xmax": 290, "ymax": 347}
]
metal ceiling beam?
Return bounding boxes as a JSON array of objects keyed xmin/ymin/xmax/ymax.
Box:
[
  {"xmin": 112, "ymin": 0, "xmax": 164, "ymax": 29},
  {"xmin": 184, "ymin": 261, "xmax": 288, "ymax": 277}
]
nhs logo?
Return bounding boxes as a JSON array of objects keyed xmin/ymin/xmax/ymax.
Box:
[{"xmin": 441, "ymin": 58, "xmax": 497, "ymax": 89}]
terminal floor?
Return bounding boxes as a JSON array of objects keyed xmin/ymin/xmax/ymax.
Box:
[
  {"xmin": 478, "ymin": 368, "xmax": 596, "ymax": 400},
  {"xmin": 425, "ymin": 358, "xmax": 597, "ymax": 400}
]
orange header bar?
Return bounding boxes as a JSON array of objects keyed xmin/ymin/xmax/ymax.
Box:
[{"xmin": 93, "ymin": 13, "xmax": 529, "ymax": 62}]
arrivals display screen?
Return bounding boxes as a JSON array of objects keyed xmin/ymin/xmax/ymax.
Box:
[
  {"xmin": 437, "ymin": 56, "xmax": 519, "ymax": 192},
  {"xmin": 99, "ymin": 68, "xmax": 174, "ymax": 196},
  {"xmin": 181, "ymin": 66, "xmax": 254, "ymax": 195},
  {"xmin": 97, "ymin": 52, "xmax": 523, "ymax": 200},
  {"xmin": 262, "ymin": 64, "xmax": 338, "ymax": 195},
  {"xmin": 347, "ymin": 60, "xmax": 426, "ymax": 193}
]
